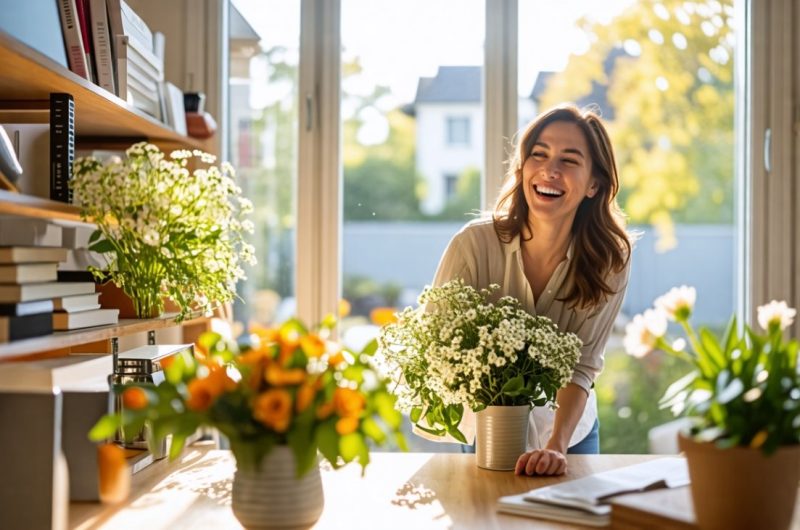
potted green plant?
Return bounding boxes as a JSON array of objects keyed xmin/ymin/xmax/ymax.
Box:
[
  {"xmin": 71, "ymin": 143, "xmax": 256, "ymax": 321},
  {"xmin": 90, "ymin": 318, "xmax": 406, "ymax": 529},
  {"xmin": 377, "ymin": 279, "xmax": 582, "ymax": 470},
  {"xmin": 624, "ymin": 286, "xmax": 800, "ymax": 530}
]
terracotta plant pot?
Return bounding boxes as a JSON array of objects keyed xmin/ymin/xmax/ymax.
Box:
[
  {"xmin": 678, "ymin": 433, "xmax": 800, "ymax": 530},
  {"xmin": 97, "ymin": 281, "xmax": 180, "ymax": 319}
]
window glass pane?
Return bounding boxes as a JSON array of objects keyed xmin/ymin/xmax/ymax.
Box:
[
  {"xmin": 341, "ymin": 0, "xmax": 485, "ymax": 450},
  {"xmin": 229, "ymin": 0, "xmax": 299, "ymax": 326},
  {"xmin": 519, "ymin": 0, "xmax": 738, "ymax": 453}
]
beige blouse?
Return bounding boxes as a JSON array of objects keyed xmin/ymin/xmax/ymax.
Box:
[{"xmin": 426, "ymin": 217, "xmax": 631, "ymax": 448}]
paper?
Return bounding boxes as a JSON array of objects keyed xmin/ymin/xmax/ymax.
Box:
[{"xmin": 497, "ymin": 457, "xmax": 689, "ymax": 525}]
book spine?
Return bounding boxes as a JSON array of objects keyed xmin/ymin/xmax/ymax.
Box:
[
  {"xmin": 105, "ymin": 0, "xmax": 124, "ymax": 94},
  {"xmin": 57, "ymin": 0, "xmax": 90, "ymax": 80},
  {"xmin": 89, "ymin": 0, "xmax": 116, "ymax": 94},
  {"xmin": 115, "ymin": 35, "xmax": 128, "ymax": 102},
  {"xmin": 75, "ymin": 0, "xmax": 96, "ymax": 83},
  {"xmin": 49, "ymin": 93, "xmax": 75, "ymax": 204}
]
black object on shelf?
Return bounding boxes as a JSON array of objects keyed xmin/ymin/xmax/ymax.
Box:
[
  {"xmin": 49, "ymin": 92, "xmax": 75, "ymax": 203},
  {"xmin": 183, "ymin": 91, "xmax": 206, "ymax": 113}
]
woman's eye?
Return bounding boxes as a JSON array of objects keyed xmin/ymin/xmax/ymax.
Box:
[
  {"xmin": 531, "ymin": 151, "xmax": 546, "ymax": 158},
  {"xmin": 562, "ymin": 158, "xmax": 578, "ymax": 165}
]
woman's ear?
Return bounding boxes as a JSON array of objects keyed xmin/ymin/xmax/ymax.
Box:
[{"xmin": 586, "ymin": 178, "xmax": 599, "ymax": 198}]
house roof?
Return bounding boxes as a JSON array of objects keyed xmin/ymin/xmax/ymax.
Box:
[
  {"xmin": 230, "ymin": 5, "xmax": 261, "ymax": 42},
  {"xmin": 413, "ymin": 66, "xmax": 482, "ymax": 104}
]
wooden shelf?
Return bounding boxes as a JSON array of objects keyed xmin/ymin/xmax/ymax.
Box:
[
  {"xmin": 0, "ymin": 314, "xmax": 210, "ymax": 360},
  {"xmin": 0, "ymin": 30, "xmax": 214, "ymax": 153},
  {"xmin": 0, "ymin": 190, "xmax": 84, "ymax": 222}
]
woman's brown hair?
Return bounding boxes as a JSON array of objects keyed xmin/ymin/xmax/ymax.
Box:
[{"xmin": 493, "ymin": 105, "xmax": 631, "ymax": 309}]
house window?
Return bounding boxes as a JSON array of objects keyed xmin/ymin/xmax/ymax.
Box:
[
  {"xmin": 444, "ymin": 173, "xmax": 459, "ymax": 200},
  {"xmin": 446, "ymin": 116, "xmax": 470, "ymax": 146}
]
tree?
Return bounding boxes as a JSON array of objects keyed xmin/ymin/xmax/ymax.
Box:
[{"xmin": 540, "ymin": 0, "xmax": 734, "ymax": 249}]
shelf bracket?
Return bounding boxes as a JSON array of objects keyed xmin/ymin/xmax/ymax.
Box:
[{"xmin": 147, "ymin": 330, "xmax": 156, "ymax": 345}]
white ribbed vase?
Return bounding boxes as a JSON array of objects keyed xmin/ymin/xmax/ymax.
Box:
[
  {"xmin": 231, "ymin": 446, "xmax": 324, "ymax": 529},
  {"xmin": 475, "ymin": 405, "xmax": 530, "ymax": 470}
]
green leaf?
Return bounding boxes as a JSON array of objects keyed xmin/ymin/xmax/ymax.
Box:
[
  {"xmin": 375, "ymin": 392, "xmax": 402, "ymax": 429},
  {"xmin": 360, "ymin": 339, "xmax": 378, "ymax": 356},
  {"xmin": 169, "ymin": 432, "xmax": 187, "ymax": 460},
  {"xmin": 89, "ymin": 239, "xmax": 115, "ymax": 254},
  {"xmin": 446, "ymin": 425, "xmax": 468, "ymax": 444},
  {"xmin": 88, "ymin": 414, "xmax": 121, "ymax": 441},
  {"xmin": 88, "ymin": 229, "xmax": 102, "ymax": 244},
  {"xmin": 361, "ymin": 416, "xmax": 387, "ymax": 444},
  {"xmin": 699, "ymin": 328, "xmax": 726, "ymax": 369},
  {"xmin": 316, "ymin": 421, "xmax": 340, "ymax": 467},
  {"xmin": 501, "ymin": 375, "xmax": 524, "ymax": 396},
  {"xmin": 339, "ymin": 432, "xmax": 367, "ymax": 463},
  {"xmin": 410, "ymin": 407, "xmax": 422, "ymax": 424}
]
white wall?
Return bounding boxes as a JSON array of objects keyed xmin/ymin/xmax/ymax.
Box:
[{"xmin": 416, "ymin": 103, "xmax": 484, "ymax": 214}]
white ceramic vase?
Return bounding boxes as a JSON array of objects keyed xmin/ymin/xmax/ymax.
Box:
[
  {"xmin": 231, "ymin": 445, "xmax": 324, "ymax": 529},
  {"xmin": 475, "ymin": 404, "xmax": 531, "ymax": 470}
]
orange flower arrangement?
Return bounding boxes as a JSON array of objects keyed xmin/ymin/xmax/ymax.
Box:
[{"xmin": 90, "ymin": 318, "xmax": 407, "ymax": 475}]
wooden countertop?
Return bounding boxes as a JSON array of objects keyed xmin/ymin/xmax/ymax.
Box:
[{"xmin": 70, "ymin": 443, "xmax": 664, "ymax": 529}]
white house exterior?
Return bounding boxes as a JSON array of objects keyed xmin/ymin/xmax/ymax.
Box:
[{"xmin": 411, "ymin": 67, "xmax": 484, "ymax": 215}]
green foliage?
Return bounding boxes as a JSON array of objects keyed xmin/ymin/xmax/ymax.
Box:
[
  {"xmin": 88, "ymin": 319, "xmax": 407, "ymax": 476},
  {"xmin": 344, "ymin": 110, "xmax": 423, "ymax": 221},
  {"xmin": 540, "ymin": 0, "xmax": 735, "ymax": 246},
  {"xmin": 596, "ymin": 348, "xmax": 688, "ymax": 454},
  {"xmin": 627, "ymin": 289, "xmax": 800, "ymax": 454}
]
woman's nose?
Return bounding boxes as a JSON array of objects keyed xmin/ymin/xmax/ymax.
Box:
[{"xmin": 543, "ymin": 161, "xmax": 560, "ymax": 179}]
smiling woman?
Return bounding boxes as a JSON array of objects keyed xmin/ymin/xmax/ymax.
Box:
[{"xmin": 426, "ymin": 105, "xmax": 632, "ymax": 476}]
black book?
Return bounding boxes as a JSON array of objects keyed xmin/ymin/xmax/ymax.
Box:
[
  {"xmin": 0, "ymin": 300, "xmax": 55, "ymax": 317},
  {"xmin": 0, "ymin": 312, "xmax": 54, "ymax": 343},
  {"xmin": 57, "ymin": 270, "xmax": 96, "ymax": 283},
  {"xmin": 50, "ymin": 92, "xmax": 75, "ymax": 203}
]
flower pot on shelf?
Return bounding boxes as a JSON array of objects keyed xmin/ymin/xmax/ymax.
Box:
[
  {"xmin": 97, "ymin": 281, "xmax": 180, "ymax": 319},
  {"xmin": 475, "ymin": 405, "xmax": 530, "ymax": 471},
  {"xmin": 231, "ymin": 445, "xmax": 324, "ymax": 530},
  {"xmin": 678, "ymin": 433, "xmax": 800, "ymax": 530}
]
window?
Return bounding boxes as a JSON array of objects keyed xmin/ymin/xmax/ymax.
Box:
[
  {"xmin": 228, "ymin": 0, "xmax": 300, "ymax": 326},
  {"xmin": 446, "ymin": 116, "xmax": 471, "ymax": 146},
  {"xmin": 228, "ymin": 0, "xmax": 786, "ymax": 455},
  {"xmin": 444, "ymin": 173, "xmax": 459, "ymax": 200}
]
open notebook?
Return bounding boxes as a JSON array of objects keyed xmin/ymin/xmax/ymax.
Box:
[{"xmin": 497, "ymin": 457, "xmax": 690, "ymax": 526}]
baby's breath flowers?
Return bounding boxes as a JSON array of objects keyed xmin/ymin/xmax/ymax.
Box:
[
  {"xmin": 625, "ymin": 286, "xmax": 800, "ymax": 454},
  {"xmin": 72, "ymin": 143, "xmax": 257, "ymax": 321},
  {"xmin": 377, "ymin": 279, "xmax": 582, "ymax": 443}
]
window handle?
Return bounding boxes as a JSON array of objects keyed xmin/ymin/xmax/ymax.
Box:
[
  {"xmin": 306, "ymin": 94, "xmax": 313, "ymax": 131},
  {"xmin": 763, "ymin": 128, "xmax": 771, "ymax": 173}
]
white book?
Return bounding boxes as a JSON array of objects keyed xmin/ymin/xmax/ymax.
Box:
[
  {"xmin": 119, "ymin": 0, "xmax": 153, "ymax": 53},
  {"xmin": 57, "ymin": 0, "xmax": 90, "ymax": 80},
  {"xmin": 496, "ymin": 458, "xmax": 690, "ymax": 526},
  {"xmin": 53, "ymin": 308, "xmax": 119, "ymax": 330},
  {"xmin": 0, "ymin": 354, "xmax": 112, "ymax": 392},
  {"xmin": 0, "ymin": 281, "xmax": 96, "ymax": 303},
  {"xmin": 0, "ymin": 216, "xmax": 63, "ymax": 247},
  {"xmin": 89, "ymin": 0, "xmax": 116, "ymax": 93},
  {"xmin": 0, "ymin": 263, "xmax": 58, "ymax": 284},
  {"xmin": 52, "ymin": 292, "xmax": 101, "ymax": 312},
  {"xmin": 115, "ymin": 34, "xmax": 129, "ymax": 102},
  {"xmin": 163, "ymin": 82, "xmax": 187, "ymax": 136},
  {"xmin": 0, "ymin": 247, "xmax": 68, "ymax": 264}
]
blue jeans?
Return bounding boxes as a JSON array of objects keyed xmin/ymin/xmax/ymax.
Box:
[{"xmin": 460, "ymin": 418, "xmax": 600, "ymax": 454}]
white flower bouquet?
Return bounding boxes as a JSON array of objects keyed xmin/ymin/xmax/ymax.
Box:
[
  {"xmin": 72, "ymin": 142, "xmax": 257, "ymax": 321},
  {"xmin": 377, "ymin": 279, "xmax": 582, "ymax": 443}
]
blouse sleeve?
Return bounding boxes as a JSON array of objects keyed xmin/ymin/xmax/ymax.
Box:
[{"xmin": 569, "ymin": 260, "xmax": 631, "ymax": 393}]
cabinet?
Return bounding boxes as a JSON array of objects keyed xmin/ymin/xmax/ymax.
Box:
[{"xmin": 0, "ymin": 29, "xmax": 216, "ymax": 362}]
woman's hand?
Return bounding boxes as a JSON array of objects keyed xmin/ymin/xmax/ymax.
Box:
[{"xmin": 514, "ymin": 448, "xmax": 567, "ymax": 476}]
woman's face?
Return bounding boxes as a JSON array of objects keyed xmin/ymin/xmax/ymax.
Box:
[{"xmin": 521, "ymin": 120, "xmax": 598, "ymax": 228}]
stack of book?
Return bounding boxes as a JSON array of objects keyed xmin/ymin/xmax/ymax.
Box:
[{"xmin": 0, "ymin": 246, "xmax": 65, "ymax": 343}]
